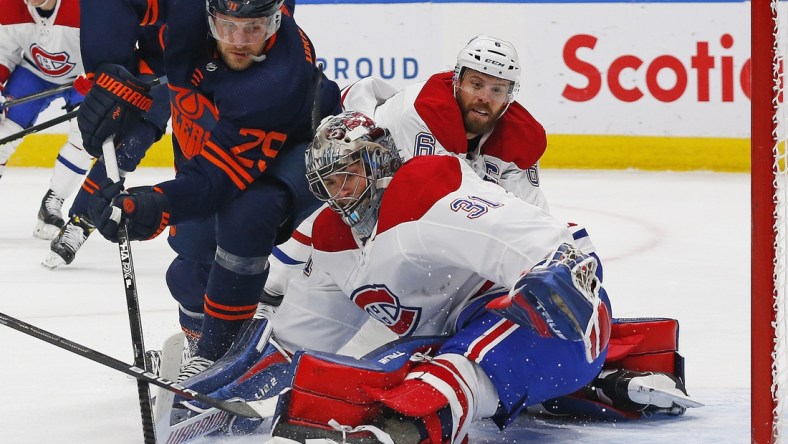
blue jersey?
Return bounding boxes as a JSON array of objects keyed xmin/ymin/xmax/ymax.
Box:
[{"xmin": 79, "ymin": 0, "xmax": 341, "ymax": 222}]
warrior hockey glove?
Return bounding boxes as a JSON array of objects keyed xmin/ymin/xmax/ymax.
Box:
[
  {"xmin": 77, "ymin": 64, "xmax": 153, "ymax": 157},
  {"xmin": 89, "ymin": 180, "xmax": 170, "ymax": 242},
  {"xmin": 487, "ymin": 243, "xmax": 612, "ymax": 364}
]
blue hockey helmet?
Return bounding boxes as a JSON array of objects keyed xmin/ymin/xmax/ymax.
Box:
[
  {"xmin": 207, "ymin": 0, "xmax": 284, "ymax": 44},
  {"xmin": 207, "ymin": 0, "xmax": 283, "ymax": 18}
]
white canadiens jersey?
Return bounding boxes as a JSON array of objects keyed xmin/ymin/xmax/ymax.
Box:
[
  {"xmin": 0, "ymin": 0, "xmax": 82, "ymax": 85},
  {"xmin": 273, "ymin": 156, "xmax": 573, "ymax": 352},
  {"xmin": 341, "ymin": 72, "xmax": 549, "ymax": 210}
]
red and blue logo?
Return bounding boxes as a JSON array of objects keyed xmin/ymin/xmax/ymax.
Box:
[
  {"xmin": 29, "ymin": 44, "xmax": 75, "ymax": 77},
  {"xmin": 351, "ymin": 284, "xmax": 421, "ymax": 336}
]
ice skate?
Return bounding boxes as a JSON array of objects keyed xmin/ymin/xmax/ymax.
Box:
[
  {"xmin": 33, "ymin": 189, "xmax": 65, "ymax": 240},
  {"xmin": 177, "ymin": 355, "xmax": 214, "ymax": 384},
  {"xmin": 42, "ymin": 215, "xmax": 95, "ymax": 269}
]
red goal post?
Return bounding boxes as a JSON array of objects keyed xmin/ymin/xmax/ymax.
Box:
[{"xmin": 753, "ymin": 0, "xmax": 787, "ymax": 442}]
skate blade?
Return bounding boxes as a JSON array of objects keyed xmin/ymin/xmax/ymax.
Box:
[
  {"xmin": 33, "ymin": 222, "xmax": 61, "ymax": 240},
  {"xmin": 41, "ymin": 251, "xmax": 66, "ymax": 269}
]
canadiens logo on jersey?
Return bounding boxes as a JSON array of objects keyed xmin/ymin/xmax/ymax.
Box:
[
  {"xmin": 29, "ymin": 44, "xmax": 76, "ymax": 77},
  {"xmin": 352, "ymin": 284, "xmax": 421, "ymax": 336}
]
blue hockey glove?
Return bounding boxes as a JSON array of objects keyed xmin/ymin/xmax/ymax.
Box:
[
  {"xmin": 487, "ymin": 243, "xmax": 612, "ymax": 364},
  {"xmin": 77, "ymin": 64, "xmax": 153, "ymax": 157},
  {"xmin": 88, "ymin": 181, "xmax": 171, "ymax": 242}
]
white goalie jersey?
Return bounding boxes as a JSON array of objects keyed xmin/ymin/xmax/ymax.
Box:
[
  {"xmin": 272, "ymin": 156, "xmax": 574, "ymax": 354},
  {"xmin": 0, "ymin": 0, "xmax": 83, "ymax": 86}
]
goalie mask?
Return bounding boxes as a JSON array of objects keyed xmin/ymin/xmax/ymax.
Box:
[
  {"xmin": 453, "ymin": 35, "xmax": 521, "ymax": 107},
  {"xmin": 306, "ymin": 111, "xmax": 402, "ymax": 239},
  {"xmin": 207, "ymin": 0, "xmax": 284, "ymax": 46}
]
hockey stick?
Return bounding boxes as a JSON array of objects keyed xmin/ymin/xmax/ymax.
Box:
[
  {"xmin": 311, "ymin": 62, "xmax": 324, "ymax": 134},
  {"xmin": 101, "ymin": 139, "xmax": 157, "ymax": 444},
  {"xmin": 0, "ymin": 75, "xmax": 167, "ymax": 146},
  {"xmin": 0, "ymin": 310, "xmax": 268, "ymax": 419},
  {"xmin": 0, "ymin": 108, "xmax": 78, "ymax": 146},
  {"xmin": 98, "ymin": 73, "xmax": 171, "ymax": 443},
  {"xmin": 0, "ymin": 81, "xmax": 74, "ymax": 111}
]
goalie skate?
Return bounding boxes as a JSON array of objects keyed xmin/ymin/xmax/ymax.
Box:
[
  {"xmin": 590, "ymin": 369, "xmax": 704, "ymax": 414},
  {"xmin": 33, "ymin": 189, "xmax": 65, "ymax": 240},
  {"xmin": 42, "ymin": 215, "xmax": 94, "ymax": 269}
]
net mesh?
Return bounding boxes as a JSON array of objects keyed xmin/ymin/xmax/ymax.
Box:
[{"xmin": 775, "ymin": 1, "xmax": 788, "ymax": 440}]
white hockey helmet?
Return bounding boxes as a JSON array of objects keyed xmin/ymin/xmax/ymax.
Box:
[
  {"xmin": 306, "ymin": 111, "xmax": 402, "ymax": 239},
  {"xmin": 453, "ymin": 35, "xmax": 521, "ymax": 104}
]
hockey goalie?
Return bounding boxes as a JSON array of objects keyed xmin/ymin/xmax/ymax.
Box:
[{"xmin": 160, "ymin": 112, "xmax": 701, "ymax": 444}]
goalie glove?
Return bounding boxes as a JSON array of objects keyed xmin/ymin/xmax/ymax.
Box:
[
  {"xmin": 77, "ymin": 64, "xmax": 153, "ymax": 157},
  {"xmin": 88, "ymin": 180, "xmax": 170, "ymax": 242},
  {"xmin": 486, "ymin": 243, "xmax": 612, "ymax": 364}
]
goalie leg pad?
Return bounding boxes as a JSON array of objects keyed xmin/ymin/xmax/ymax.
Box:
[
  {"xmin": 270, "ymin": 337, "xmax": 444, "ymax": 441},
  {"xmin": 178, "ymin": 315, "xmax": 280, "ymax": 403},
  {"xmin": 607, "ymin": 317, "xmax": 684, "ymax": 378},
  {"xmin": 536, "ymin": 317, "xmax": 701, "ymax": 420},
  {"xmin": 443, "ymin": 301, "xmax": 607, "ymax": 428}
]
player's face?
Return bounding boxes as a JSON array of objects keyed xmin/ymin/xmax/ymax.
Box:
[
  {"xmin": 455, "ymin": 69, "xmax": 511, "ymax": 137},
  {"xmin": 322, "ymin": 160, "xmax": 368, "ymax": 210},
  {"xmin": 211, "ymin": 12, "xmax": 271, "ymax": 70}
]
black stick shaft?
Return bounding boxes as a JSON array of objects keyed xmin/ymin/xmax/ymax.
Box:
[
  {"xmin": 0, "ymin": 109, "xmax": 78, "ymax": 146},
  {"xmin": 102, "ymin": 140, "xmax": 157, "ymax": 443},
  {"xmin": 0, "ymin": 311, "xmax": 263, "ymax": 418},
  {"xmin": 2, "ymin": 82, "xmax": 74, "ymax": 110}
]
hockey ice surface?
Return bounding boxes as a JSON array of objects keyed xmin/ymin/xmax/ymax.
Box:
[{"xmin": 0, "ymin": 167, "xmax": 749, "ymax": 443}]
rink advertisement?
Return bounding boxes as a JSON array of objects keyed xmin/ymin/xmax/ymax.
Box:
[
  {"xmin": 294, "ymin": 0, "xmax": 752, "ymax": 171},
  {"xmin": 16, "ymin": 0, "xmax": 753, "ymax": 171}
]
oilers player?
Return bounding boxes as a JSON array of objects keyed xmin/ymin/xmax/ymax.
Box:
[
  {"xmin": 0, "ymin": 0, "xmax": 91, "ymax": 240},
  {"xmin": 80, "ymin": 0, "xmax": 340, "ymax": 382},
  {"xmin": 42, "ymin": 24, "xmax": 171, "ymax": 268}
]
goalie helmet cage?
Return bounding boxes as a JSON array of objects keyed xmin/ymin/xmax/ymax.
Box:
[{"xmin": 753, "ymin": 0, "xmax": 788, "ymax": 442}]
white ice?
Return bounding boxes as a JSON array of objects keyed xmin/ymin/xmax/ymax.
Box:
[{"xmin": 0, "ymin": 167, "xmax": 749, "ymax": 443}]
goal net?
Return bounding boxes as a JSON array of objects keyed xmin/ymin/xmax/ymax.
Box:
[{"xmin": 754, "ymin": 0, "xmax": 788, "ymax": 442}]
